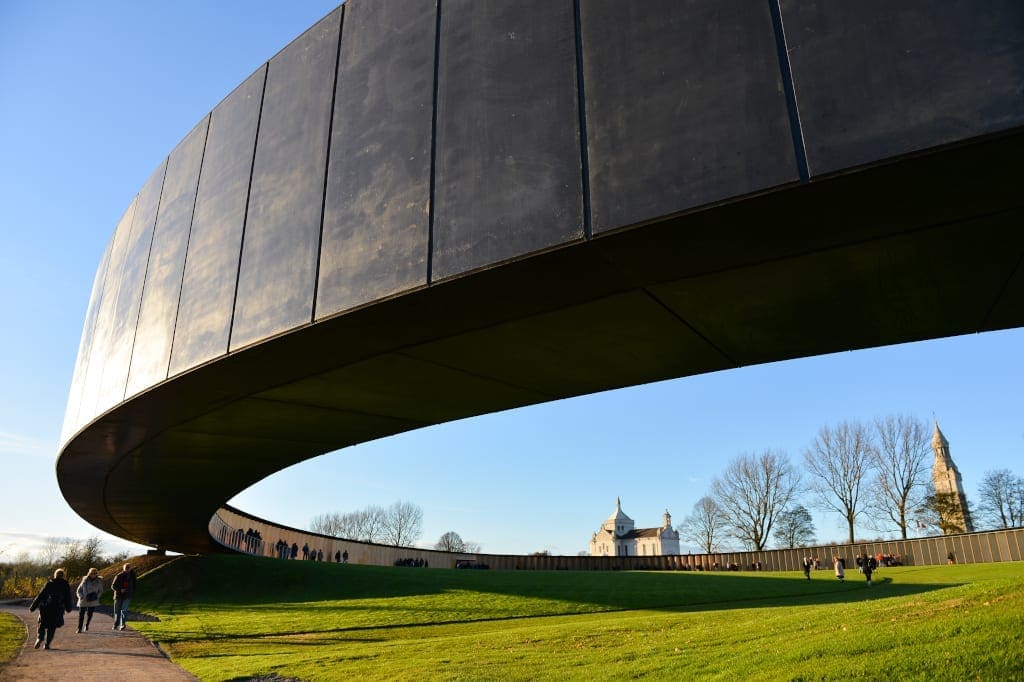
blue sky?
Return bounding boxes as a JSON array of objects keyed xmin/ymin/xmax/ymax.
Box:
[{"xmin": 1, "ymin": 1, "xmax": 1021, "ymax": 561}]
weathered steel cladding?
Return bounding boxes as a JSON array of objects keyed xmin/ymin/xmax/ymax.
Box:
[
  {"xmin": 230, "ymin": 8, "xmax": 343, "ymax": 350},
  {"xmin": 170, "ymin": 67, "xmax": 267, "ymax": 376},
  {"xmin": 60, "ymin": 235, "xmax": 114, "ymax": 446},
  {"xmin": 95, "ymin": 161, "xmax": 166, "ymax": 416},
  {"xmin": 65, "ymin": 0, "xmax": 1024, "ymax": 440},
  {"xmin": 317, "ymin": 0, "xmax": 436, "ymax": 319},
  {"xmin": 57, "ymin": 0, "xmax": 1024, "ymax": 552},
  {"xmin": 432, "ymin": 0, "xmax": 584, "ymax": 280},
  {"xmin": 580, "ymin": 0, "xmax": 799, "ymax": 233},
  {"xmin": 782, "ymin": 0, "xmax": 1024, "ymax": 176},
  {"xmin": 127, "ymin": 117, "xmax": 209, "ymax": 398}
]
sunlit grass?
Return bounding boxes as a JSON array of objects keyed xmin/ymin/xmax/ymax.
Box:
[
  {"xmin": 0, "ymin": 611, "xmax": 23, "ymax": 667},
  {"xmin": 130, "ymin": 556, "xmax": 1024, "ymax": 680}
]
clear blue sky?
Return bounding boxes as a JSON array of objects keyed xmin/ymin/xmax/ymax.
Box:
[{"xmin": 2, "ymin": 1, "xmax": 1021, "ymax": 561}]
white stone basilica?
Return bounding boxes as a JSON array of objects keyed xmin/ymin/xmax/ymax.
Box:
[{"xmin": 589, "ymin": 497, "xmax": 680, "ymax": 557}]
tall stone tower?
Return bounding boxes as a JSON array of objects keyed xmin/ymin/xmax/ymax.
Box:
[{"xmin": 931, "ymin": 421, "xmax": 974, "ymax": 534}]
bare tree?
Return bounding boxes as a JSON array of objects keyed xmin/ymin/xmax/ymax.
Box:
[
  {"xmin": 803, "ymin": 420, "xmax": 874, "ymax": 543},
  {"xmin": 435, "ymin": 531, "xmax": 466, "ymax": 552},
  {"xmin": 310, "ymin": 505, "xmax": 388, "ymax": 542},
  {"xmin": 351, "ymin": 506, "xmax": 387, "ymax": 543},
  {"xmin": 868, "ymin": 414, "xmax": 932, "ymax": 539},
  {"xmin": 381, "ymin": 500, "xmax": 423, "ymax": 547},
  {"xmin": 39, "ymin": 537, "xmax": 68, "ymax": 567},
  {"xmin": 773, "ymin": 505, "xmax": 816, "ymax": 548},
  {"xmin": 712, "ymin": 450, "xmax": 801, "ymax": 551},
  {"xmin": 463, "ymin": 540, "xmax": 482, "ymax": 554},
  {"xmin": 310, "ymin": 512, "xmax": 342, "ymax": 537},
  {"xmin": 677, "ymin": 496, "xmax": 728, "ymax": 553},
  {"xmin": 976, "ymin": 469, "xmax": 1024, "ymax": 530}
]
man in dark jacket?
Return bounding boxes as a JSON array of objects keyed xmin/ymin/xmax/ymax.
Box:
[
  {"xmin": 29, "ymin": 568, "xmax": 74, "ymax": 650},
  {"xmin": 111, "ymin": 563, "xmax": 137, "ymax": 631}
]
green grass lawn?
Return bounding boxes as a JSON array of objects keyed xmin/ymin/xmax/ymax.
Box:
[
  {"xmin": 130, "ymin": 556, "xmax": 1024, "ymax": 680},
  {"xmin": 0, "ymin": 611, "xmax": 24, "ymax": 667}
]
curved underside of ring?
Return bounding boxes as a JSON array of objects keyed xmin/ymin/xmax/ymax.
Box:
[{"xmin": 57, "ymin": 0, "xmax": 1024, "ymax": 554}]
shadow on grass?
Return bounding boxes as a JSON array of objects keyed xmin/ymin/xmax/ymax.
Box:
[
  {"xmin": 133, "ymin": 555, "xmax": 966, "ymax": 638},
  {"xmin": 142, "ymin": 575, "xmax": 960, "ymax": 642}
]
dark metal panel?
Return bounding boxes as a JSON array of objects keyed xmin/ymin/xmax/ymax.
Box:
[
  {"xmin": 650, "ymin": 212, "xmax": 1024, "ymax": 369},
  {"xmin": 993, "ymin": 533, "xmax": 1010, "ymax": 562},
  {"xmin": 972, "ymin": 536, "xmax": 985, "ymax": 563},
  {"xmin": 182, "ymin": 397, "xmax": 419, "ymax": 447},
  {"xmin": 1007, "ymin": 531, "xmax": 1023, "ymax": 562},
  {"xmin": 170, "ymin": 67, "xmax": 267, "ymax": 377},
  {"xmin": 76, "ymin": 200, "xmax": 137, "ymax": 429},
  {"xmin": 230, "ymin": 8, "xmax": 342, "ymax": 350},
  {"xmin": 127, "ymin": 116, "xmax": 209, "ymax": 397},
  {"xmin": 257, "ymin": 352, "xmax": 546, "ymax": 424},
  {"xmin": 978, "ymin": 535, "xmax": 994, "ymax": 563},
  {"xmin": 782, "ymin": 0, "xmax": 1024, "ymax": 176},
  {"xmin": 581, "ymin": 0, "xmax": 798, "ymax": 233},
  {"xmin": 96, "ymin": 161, "xmax": 167, "ymax": 415},
  {"xmin": 983, "ymin": 260, "xmax": 1024, "ymax": 333},
  {"xmin": 316, "ymin": 0, "xmax": 435, "ymax": 319},
  {"xmin": 60, "ymin": 235, "xmax": 114, "ymax": 445},
  {"xmin": 954, "ymin": 536, "xmax": 970, "ymax": 564},
  {"xmin": 432, "ymin": 0, "xmax": 583, "ymax": 280},
  {"xmin": 404, "ymin": 291, "xmax": 729, "ymax": 398},
  {"xmin": 988, "ymin": 534, "xmax": 1003, "ymax": 563}
]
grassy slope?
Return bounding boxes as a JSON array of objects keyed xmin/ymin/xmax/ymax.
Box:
[
  {"xmin": 0, "ymin": 611, "xmax": 23, "ymax": 668},
  {"xmin": 130, "ymin": 556, "xmax": 1024, "ymax": 681}
]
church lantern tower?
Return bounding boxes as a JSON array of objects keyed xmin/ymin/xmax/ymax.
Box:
[{"xmin": 931, "ymin": 421, "xmax": 974, "ymax": 534}]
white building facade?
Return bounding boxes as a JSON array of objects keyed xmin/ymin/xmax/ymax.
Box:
[{"xmin": 589, "ymin": 498, "xmax": 680, "ymax": 557}]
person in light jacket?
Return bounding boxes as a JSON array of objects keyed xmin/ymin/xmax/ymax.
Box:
[
  {"xmin": 29, "ymin": 568, "xmax": 74, "ymax": 650},
  {"xmin": 833, "ymin": 556, "xmax": 845, "ymax": 582},
  {"xmin": 76, "ymin": 567, "xmax": 103, "ymax": 632}
]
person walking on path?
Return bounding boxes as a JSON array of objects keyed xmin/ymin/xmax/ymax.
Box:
[
  {"xmin": 28, "ymin": 568, "xmax": 74, "ymax": 650},
  {"xmin": 75, "ymin": 567, "xmax": 104, "ymax": 632},
  {"xmin": 111, "ymin": 563, "xmax": 137, "ymax": 631}
]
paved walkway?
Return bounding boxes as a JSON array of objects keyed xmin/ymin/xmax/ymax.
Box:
[{"xmin": 0, "ymin": 602, "xmax": 195, "ymax": 681}]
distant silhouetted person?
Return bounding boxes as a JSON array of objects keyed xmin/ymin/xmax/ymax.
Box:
[
  {"xmin": 302, "ymin": 543, "xmax": 309, "ymax": 560},
  {"xmin": 75, "ymin": 567, "xmax": 103, "ymax": 632},
  {"xmin": 30, "ymin": 568, "xmax": 73, "ymax": 650},
  {"xmin": 317, "ymin": 549, "xmax": 323, "ymax": 562},
  {"xmin": 291, "ymin": 542, "xmax": 299, "ymax": 560},
  {"xmin": 111, "ymin": 563, "xmax": 137, "ymax": 630},
  {"xmin": 863, "ymin": 558, "xmax": 873, "ymax": 586},
  {"xmin": 833, "ymin": 556, "xmax": 845, "ymax": 582},
  {"xmin": 802, "ymin": 557, "xmax": 812, "ymax": 580},
  {"xmin": 335, "ymin": 550, "xmax": 341, "ymax": 563},
  {"xmin": 947, "ymin": 551, "xmax": 956, "ymax": 565},
  {"xmin": 342, "ymin": 550, "xmax": 348, "ymax": 563}
]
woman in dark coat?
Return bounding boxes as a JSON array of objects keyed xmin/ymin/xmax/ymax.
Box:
[{"xmin": 29, "ymin": 568, "xmax": 74, "ymax": 650}]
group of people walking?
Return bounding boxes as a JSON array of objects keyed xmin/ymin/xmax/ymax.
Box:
[
  {"xmin": 27, "ymin": 563, "xmax": 136, "ymax": 651},
  {"xmin": 801, "ymin": 555, "xmax": 877, "ymax": 586}
]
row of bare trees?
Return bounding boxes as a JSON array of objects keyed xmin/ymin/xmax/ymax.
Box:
[
  {"xmin": 976, "ymin": 469, "xmax": 1024, "ymax": 529},
  {"xmin": 310, "ymin": 500, "xmax": 424, "ymax": 547},
  {"xmin": 1, "ymin": 536, "xmax": 129, "ymax": 598},
  {"xmin": 678, "ymin": 414, "xmax": 1021, "ymax": 553}
]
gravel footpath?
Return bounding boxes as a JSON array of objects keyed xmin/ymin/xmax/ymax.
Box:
[{"xmin": 0, "ymin": 601, "xmax": 196, "ymax": 681}]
